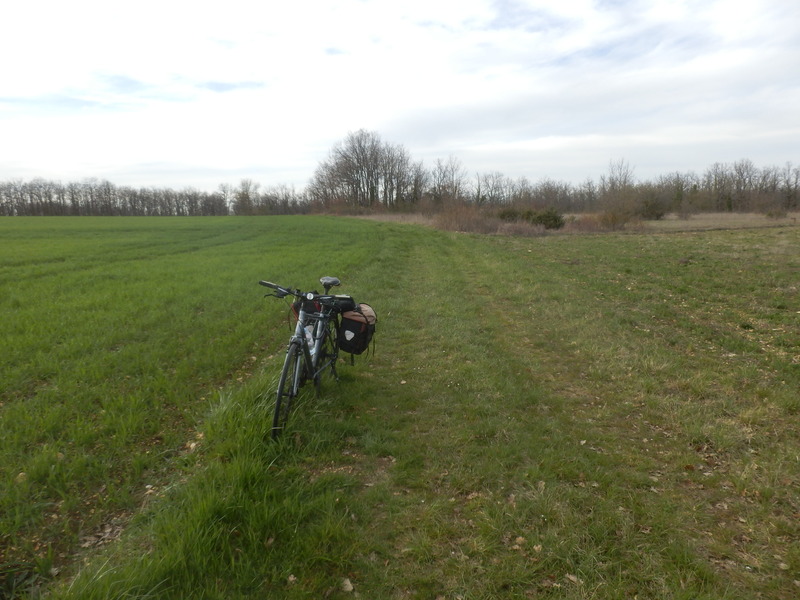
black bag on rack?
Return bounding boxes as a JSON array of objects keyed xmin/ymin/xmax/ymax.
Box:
[{"xmin": 338, "ymin": 303, "xmax": 377, "ymax": 355}]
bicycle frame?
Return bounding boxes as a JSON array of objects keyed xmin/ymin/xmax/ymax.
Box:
[
  {"xmin": 291, "ymin": 304, "xmax": 321, "ymax": 381},
  {"xmin": 287, "ymin": 300, "xmax": 339, "ymax": 387},
  {"xmin": 261, "ymin": 277, "xmax": 346, "ymax": 438}
]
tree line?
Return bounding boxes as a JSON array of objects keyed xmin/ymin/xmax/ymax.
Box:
[
  {"xmin": 0, "ymin": 178, "xmax": 310, "ymax": 217},
  {"xmin": 2, "ymin": 130, "xmax": 797, "ymax": 217}
]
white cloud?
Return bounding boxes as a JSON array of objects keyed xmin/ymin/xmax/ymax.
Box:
[{"xmin": 1, "ymin": 0, "xmax": 798, "ymax": 190}]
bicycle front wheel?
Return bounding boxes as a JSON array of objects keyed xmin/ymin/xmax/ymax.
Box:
[{"xmin": 273, "ymin": 341, "xmax": 303, "ymax": 439}]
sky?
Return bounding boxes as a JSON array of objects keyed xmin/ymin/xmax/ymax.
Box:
[{"xmin": 2, "ymin": 0, "xmax": 798, "ymax": 192}]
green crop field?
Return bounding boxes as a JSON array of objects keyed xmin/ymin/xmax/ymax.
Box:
[{"xmin": 1, "ymin": 216, "xmax": 798, "ymax": 599}]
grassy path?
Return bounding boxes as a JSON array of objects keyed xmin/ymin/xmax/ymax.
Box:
[{"xmin": 3, "ymin": 218, "xmax": 797, "ymax": 598}]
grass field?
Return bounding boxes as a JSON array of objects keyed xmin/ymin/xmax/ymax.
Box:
[{"xmin": 1, "ymin": 216, "xmax": 798, "ymax": 599}]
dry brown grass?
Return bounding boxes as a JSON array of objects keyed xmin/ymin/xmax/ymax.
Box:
[
  {"xmin": 645, "ymin": 211, "xmax": 800, "ymax": 232},
  {"xmin": 495, "ymin": 220, "xmax": 546, "ymax": 236},
  {"xmin": 355, "ymin": 209, "xmax": 800, "ymax": 237},
  {"xmin": 354, "ymin": 212, "xmax": 435, "ymax": 227},
  {"xmin": 432, "ymin": 204, "xmax": 501, "ymax": 233}
]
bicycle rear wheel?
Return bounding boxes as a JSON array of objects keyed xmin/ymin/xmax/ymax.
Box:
[
  {"xmin": 314, "ymin": 318, "xmax": 339, "ymax": 390},
  {"xmin": 273, "ymin": 341, "xmax": 303, "ymax": 439}
]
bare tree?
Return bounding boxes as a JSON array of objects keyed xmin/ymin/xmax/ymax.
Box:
[
  {"xmin": 600, "ymin": 158, "xmax": 636, "ymax": 195},
  {"xmin": 702, "ymin": 163, "xmax": 733, "ymax": 211},
  {"xmin": 332, "ymin": 129, "xmax": 382, "ymax": 207},
  {"xmin": 531, "ymin": 178, "xmax": 571, "ymax": 210},
  {"xmin": 657, "ymin": 171, "xmax": 700, "ymax": 216},
  {"xmin": 408, "ymin": 160, "xmax": 429, "ymax": 208},
  {"xmin": 473, "ymin": 171, "xmax": 509, "ymax": 205},
  {"xmin": 308, "ymin": 129, "xmax": 422, "ymax": 209},
  {"xmin": 216, "ymin": 183, "xmax": 233, "ymax": 214},
  {"xmin": 233, "ymin": 179, "xmax": 259, "ymax": 215},
  {"xmin": 732, "ymin": 158, "xmax": 758, "ymax": 210},
  {"xmin": 598, "ymin": 159, "xmax": 638, "ymax": 227},
  {"xmin": 381, "ymin": 142, "xmax": 417, "ymax": 207},
  {"xmin": 780, "ymin": 162, "xmax": 799, "ymax": 210},
  {"xmin": 430, "ymin": 155, "xmax": 467, "ymax": 205},
  {"xmin": 574, "ymin": 178, "xmax": 599, "ymax": 212},
  {"xmin": 508, "ymin": 176, "xmax": 533, "ymax": 204}
]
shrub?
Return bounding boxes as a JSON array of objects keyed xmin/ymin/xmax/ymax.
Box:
[
  {"xmin": 598, "ymin": 208, "xmax": 636, "ymax": 230},
  {"xmin": 497, "ymin": 207, "xmax": 520, "ymax": 222},
  {"xmin": 528, "ymin": 207, "xmax": 565, "ymax": 230},
  {"xmin": 637, "ymin": 195, "xmax": 668, "ymax": 220},
  {"xmin": 497, "ymin": 206, "xmax": 565, "ymax": 230},
  {"xmin": 765, "ymin": 207, "xmax": 789, "ymax": 219}
]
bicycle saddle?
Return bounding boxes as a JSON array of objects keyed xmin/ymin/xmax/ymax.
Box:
[{"xmin": 320, "ymin": 276, "xmax": 341, "ymax": 288}]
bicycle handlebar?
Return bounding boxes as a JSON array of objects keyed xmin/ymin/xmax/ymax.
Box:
[
  {"xmin": 259, "ymin": 280, "xmax": 296, "ymax": 298},
  {"xmin": 259, "ymin": 280, "xmax": 354, "ymax": 310}
]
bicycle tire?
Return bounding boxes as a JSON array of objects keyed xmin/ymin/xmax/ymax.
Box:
[
  {"xmin": 273, "ymin": 341, "xmax": 303, "ymax": 439},
  {"xmin": 315, "ymin": 318, "xmax": 339, "ymax": 389}
]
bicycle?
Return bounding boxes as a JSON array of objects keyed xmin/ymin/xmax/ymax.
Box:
[{"xmin": 259, "ymin": 276, "xmax": 356, "ymax": 439}]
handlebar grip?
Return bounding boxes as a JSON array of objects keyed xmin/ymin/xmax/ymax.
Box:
[{"xmin": 259, "ymin": 280, "xmax": 278, "ymax": 289}]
